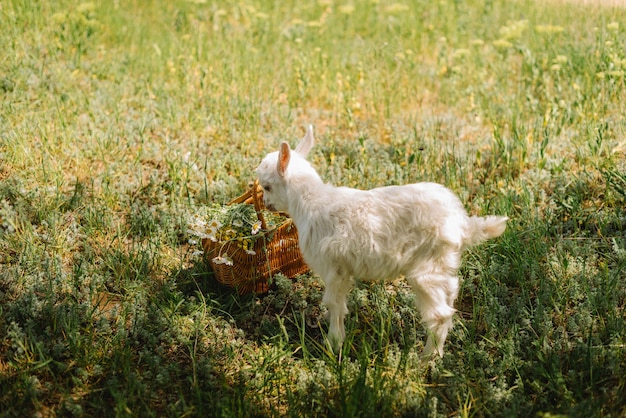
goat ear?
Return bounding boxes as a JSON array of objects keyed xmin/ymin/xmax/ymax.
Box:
[
  {"xmin": 294, "ymin": 125, "xmax": 314, "ymax": 157},
  {"xmin": 277, "ymin": 142, "xmax": 291, "ymax": 177}
]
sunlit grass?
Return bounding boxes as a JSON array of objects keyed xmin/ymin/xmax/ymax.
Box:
[{"xmin": 1, "ymin": 0, "xmax": 625, "ymax": 416}]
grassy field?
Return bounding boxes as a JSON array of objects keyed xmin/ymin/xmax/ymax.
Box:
[{"xmin": 1, "ymin": 0, "xmax": 625, "ymax": 416}]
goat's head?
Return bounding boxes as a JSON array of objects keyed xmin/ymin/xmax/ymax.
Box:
[{"xmin": 255, "ymin": 125, "xmax": 316, "ymax": 212}]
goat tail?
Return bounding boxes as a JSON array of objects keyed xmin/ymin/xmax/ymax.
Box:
[{"xmin": 464, "ymin": 215, "xmax": 508, "ymax": 248}]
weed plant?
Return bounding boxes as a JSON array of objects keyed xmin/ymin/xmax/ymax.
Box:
[{"xmin": 1, "ymin": 0, "xmax": 625, "ymax": 416}]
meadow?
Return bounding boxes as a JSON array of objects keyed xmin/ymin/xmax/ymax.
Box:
[{"xmin": 1, "ymin": 0, "xmax": 625, "ymax": 416}]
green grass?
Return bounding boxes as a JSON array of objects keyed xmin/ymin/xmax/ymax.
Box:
[{"xmin": 1, "ymin": 0, "xmax": 625, "ymax": 416}]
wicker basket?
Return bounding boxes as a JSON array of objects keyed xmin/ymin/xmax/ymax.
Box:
[{"xmin": 202, "ymin": 180, "xmax": 309, "ymax": 294}]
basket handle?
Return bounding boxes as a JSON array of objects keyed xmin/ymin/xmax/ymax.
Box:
[
  {"xmin": 227, "ymin": 180, "xmax": 268, "ymax": 230},
  {"xmin": 251, "ymin": 180, "xmax": 268, "ymax": 230},
  {"xmin": 228, "ymin": 185, "xmax": 254, "ymax": 205}
]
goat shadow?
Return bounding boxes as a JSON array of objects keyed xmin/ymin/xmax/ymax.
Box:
[{"xmin": 170, "ymin": 258, "xmax": 431, "ymax": 364}]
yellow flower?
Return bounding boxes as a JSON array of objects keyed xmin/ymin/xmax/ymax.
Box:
[
  {"xmin": 76, "ymin": 2, "xmax": 96, "ymax": 14},
  {"xmin": 51, "ymin": 12, "xmax": 67, "ymax": 24},
  {"xmin": 493, "ymin": 39, "xmax": 513, "ymax": 49},
  {"xmin": 339, "ymin": 4, "xmax": 355, "ymax": 14},
  {"xmin": 554, "ymin": 55, "xmax": 568, "ymax": 64},
  {"xmin": 385, "ymin": 3, "xmax": 409, "ymax": 13},
  {"xmin": 498, "ymin": 19, "xmax": 528, "ymax": 40},
  {"xmin": 452, "ymin": 48, "xmax": 471, "ymax": 59},
  {"xmin": 221, "ymin": 228, "xmax": 237, "ymax": 241},
  {"xmin": 535, "ymin": 25, "xmax": 564, "ymax": 35}
]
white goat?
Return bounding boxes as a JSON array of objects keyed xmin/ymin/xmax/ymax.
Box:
[{"xmin": 256, "ymin": 126, "xmax": 508, "ymax": 357}]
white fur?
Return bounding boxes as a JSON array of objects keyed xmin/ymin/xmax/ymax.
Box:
[{"xmin": 256, "ymin": 126, "xmax": 508, "ymax": 357}]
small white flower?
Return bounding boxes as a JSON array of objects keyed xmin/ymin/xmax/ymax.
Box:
[
  {"xmin": 245, "ymin": 249, "xmax": 256, "ymax": 255},
  {"xmin": 187, "ymin": 229, "xmax": 211, "ymax": 240},
  {"xmin": 212, "ymin": 254, "xmax": 233, "ymax": 266},
  {"xmin": 251, "ymin": 220, "xmax": 262, "ymax": 235},
  {"xmin": 233, "ymin": 219, "xmax": 244, "ymax": 228},
  {"xmin": 206, "ymin": 227, "xmax": 219, "ymax": 241},
  {"xmin": 208, "ymin": 219, "xmax": 222, "ymax": 230}
]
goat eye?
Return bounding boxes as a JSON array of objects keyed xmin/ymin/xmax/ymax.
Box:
[{"xmin": 263, "ymin": 185, "xmax": 271, "ymax": 192}]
